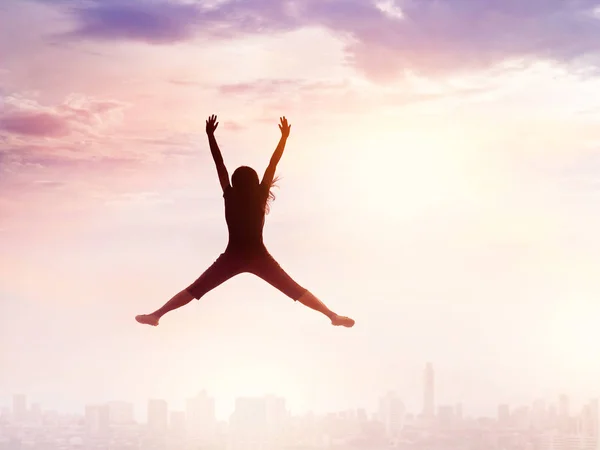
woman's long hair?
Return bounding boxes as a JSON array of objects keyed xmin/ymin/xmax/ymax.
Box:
[{"xmin": 231, "ymin": 166, "xmax": 279, "ymax": 214}]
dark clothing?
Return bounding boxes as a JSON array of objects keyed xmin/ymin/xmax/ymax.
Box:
[
  {"xmin": 185, "ymin": 251, "xmax": 307, "ymax": 301},
  {"xmin": 223, "ymin": 185, "xmax": 267, "ymax": 254},
  {"xmin": 185, "ymin": 185, "xmax": 307, "ymax": 301}
]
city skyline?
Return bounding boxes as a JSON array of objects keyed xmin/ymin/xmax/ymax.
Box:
[
  {"xmin": 4, "ymin": 364, "xmax": 600, "ymax": 450},
  {"xmin": 2, "ymin": 364, "xmax": 599, "ymax": 422}
]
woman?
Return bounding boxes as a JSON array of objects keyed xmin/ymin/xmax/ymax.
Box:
[{"xmin": 135, "ymin": 115, "xmax": 355, "ymax": 328}]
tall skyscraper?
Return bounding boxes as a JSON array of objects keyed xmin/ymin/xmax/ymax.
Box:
[
  {"xmin": 229, "ymin": 396, "xmax": 269, "ymax": 450},
  {"xmin": 186, "ymin": 391, "xmax": 216, "ymax": 438},
  {"xmin": 595, "ymin": 398, "xmax": 600, "ymax": 450},
  {"xmin": 85, "ymin": 404, "xmax": 111, "ymax": 436},
  {"xmin": 379, "ymin": 392, "xmax": 405, "ymax": 437},
  {"xmin": 170, "ymin": 411, "xmax": 186, "ymax": 434},
  {"xmin": 437, "ymin": 405, "xmax": 454, "ymax": 427},
  {"xmin": 455, "ymin": 403, "xmax": 463, "ymax": 420},
  {"xmin": 231, "ymin": 396, "xmax": 267, "ymax": 431},
  {"xmin": 423, "ymin": 363, "xmax": 435, "ymax": 418},
  {"xmin": 559, "ymin": 394, "xmax": 570, "ymax": 418},
  {"xmin": 532, "ymin": 399, "xmax": 547, "ymax": 430},
  {"xmin": 148, "ymin": 399, "xmax": 168, "ymax": 434},
  {"xmin": 589, "ymin": 399, "xmax": 599, "ymax": 438},
  {"xmin": 559, "ymin": 394, "xmax": 570, "ymax": 433},
  {"xmin": 108, "ymin": 401, "xmax": 134, "ymax": 425},
  {"xmin": 29, "ymin": 403, "xmax": 42, "ymax": 423},
  {"xmin": 12, "ymin": 394, "xmax": 27, "ymax": 422},
  {"xmin": 498, "ymin": 404, "xmax": 510, "ymax": 426},
  {"xmin": 265, "ymin": 395, "xmax": 288, "ymax": 433}
]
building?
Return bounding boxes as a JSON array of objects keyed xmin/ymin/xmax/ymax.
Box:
[
  {"xmin": 379, "ymin": 392, "xmax": 405, "ymax": 438},
  {"xmin": 229, "ymin": 396, "xmax": 269, "ymax": 450},
  {"xmin": 560, "ymin": 395, "xmax": 570, "ymax": 418},
  {"xmin": 12, "ymin": 395, "xmax": 27, "ymax": 422},
  {"xmin": 186, "ymin": 391, "xmax": 216, "ymax": 438},
  {"xmin": 512, "ymin": 406, "xmax": 531, "ymax": 430},
  {"xmin": 108, "ymin": 401, "xmax": 134, "ymax": 425},
  {"xmin": 148, "ymin": 399, "xmax": 168, "ymax": 434},
  {"xmin": 498, "ymin": 404, "xmax": 510, "ymax": 427},
  {"xmin": 437, "ymin": 405, "xmax": 454, "ymax": 428},
  {"xmin": 532, "ymin": 399, "xmax": 548, "ymax": 430},
  {"xmin": 455, "ymin": 403, "xmax": 463, "ymax": 420},
  {"xmin": 423, "ymin": 363, "xmax": 435, "ymax": 418},
  {"xmin": 85, "ymin": 404, "xmax": 111, "ymax": 436},
  {"xmin": 540, "ymin": 432, "xmax": 597, "ymax": 450},
  {"xmin": 170, "ymin": 411, "xmax": 186, "ymax": 434},
  {"xmin": 265, "ymin": 395, "xmax": 288, "ymax": 433},
  {"xmin": 29, "ymin": 403, "xmax": 42, "ymax": 423},
  {"xmin": 560, "ymin": 394, "xmax": 571, "ymax": 433}
]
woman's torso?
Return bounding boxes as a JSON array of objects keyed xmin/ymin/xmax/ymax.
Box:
[{"xmin": 223, "ymin": 186, "xmax": 267, "ymax": 254}]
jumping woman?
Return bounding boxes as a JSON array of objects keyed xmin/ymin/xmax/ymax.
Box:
[{"xmin": 135, "ymin": 115, "xmax": 355, "ymax": 328}]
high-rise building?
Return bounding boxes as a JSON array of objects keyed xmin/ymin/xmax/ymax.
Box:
[
  {"xmin": 498, "ymin": 404, "xmax": 510, "ymax": 427},
  {"xmin": 229, "ymin": 396, "xmax": 269, "ymax": 450},
  {"xmin": 595, "ymin": 399, "xmax": 600, "ymax": 450},
  {"xmin": 186, "ymin": 391, "xmax": 216, "ymax": 438},
  {"xmin": 357, "ymin": 408, "xmax": 368, "ymax": 423},
  {"xmin": 541, "ymin": 433, "xmax": 597, "ymax": 450},
  {"xmin": 559, "ymin": 394, "xmax": 569, "ymax": 418},
  {"xmin": 29, "ymin": 403, "xmax": 42, "ymax": 423},
  {"xmin": 512, "ymin": 406, "xmax": 531, "ymax": 430},
  {"xmin": 108, "ymin": 401, "xmax": 134, "ymax": 425},
  {"xmin": 379, "ymin": 391, "xmax": 405, "ymax": 437},
  {"xmin": 455, "ymin": 403, "xmax": 463, "ymax": 420},
  {"xmin": 148, "ymin": 399, "xmax": 168, "ymax": 434},
  {"xmin": 532, "ymin": 399, "xmax": 547, "ymax": 430},
  {"xmin": 85, "ymin": 404, "xmax": 111, "ymax": 436},
  {"xmin": 265, "ymin": 395, "xmax": 288, "ymax": 433},
  {"xmin": 423, "ymin": 363, "xmax": 435, "ymax": 418},
  {"xmin": 12, "ymin": 394, "xmax": 27, "ymax": 422},
  {"xmin": 589, "ymin": 399, "xmax": 599, "ymax": 438},
  {"xmin": 558, "ymin": 394, "xmax": 571, "ymax": 433},
  {"xmin": 547, "ymin": 403, "xmax": 558, "ymax": 429},
  {"xmin": 231, "ymin": 397, "xmax": 267, "ymax": 430},
  {"xmin": 170, "ymin": 411, "xmax": 186, "ymax": 434},
  {"xmin": 437, "ymin": 405, "xmax": 454, "ymax": 427}
]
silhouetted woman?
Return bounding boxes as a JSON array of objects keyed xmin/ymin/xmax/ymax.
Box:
[{"xmin": 135, "ymin": 115, "xmax": 355, "ymax": 328}]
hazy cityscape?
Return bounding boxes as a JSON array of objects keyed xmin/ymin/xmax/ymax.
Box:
[{"xmin": 1, "ymin": 363, "xmax": 599, "ymax": 450}]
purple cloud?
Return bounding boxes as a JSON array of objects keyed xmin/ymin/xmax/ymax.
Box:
[
  {"xmin": 38, "ymin": 0, "xmax": 600, "ymax": 78},
  {"xmin": 65, "ymin": 0, "xmax": 203, "ymax": 44},
  {"xmin": 328, "ymin": 0, "xmax": 600, "ymax": 79},
  {"xmin": 49, "ymin": 0, "xmax": 298, "ymax": 44},
  {"xmin": 0, "ymin": 112, "xmax": 70, "ymax": 137}
]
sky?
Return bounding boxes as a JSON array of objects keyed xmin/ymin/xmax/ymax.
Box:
[{"xmin": 2, "ymin": 0, "xmax": 600, "ymax": 421}]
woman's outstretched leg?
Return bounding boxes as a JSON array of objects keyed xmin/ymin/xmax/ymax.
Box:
[
  {"xmin": 136, "ymin": 289, "xmax": 195, "ymax": 326},
  {"xmin": 136, "ymin": 253, "xmax": 243, "ymax": 327},
  {"xmin": 296, "ymin": 291, "xmax": 354, "ymax": 327},
  {"xmin": 250, "ymin": 254, "xmax": 355, "ymax": 328}
]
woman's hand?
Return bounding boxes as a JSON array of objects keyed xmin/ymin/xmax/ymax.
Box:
[
  {"xmin": 206, "ymin": 114, "xmax": 219, "ymax": 135},
  {"xmin": 278, "ymin": 116, "xmax": 291, "ymax": 138}
]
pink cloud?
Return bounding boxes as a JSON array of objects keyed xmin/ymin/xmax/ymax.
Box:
[
  {"xmin": 0, "ymin": 93, "xmax": 128, "ymax": 139},
  {"xmin": 0, "ymin": 111, "xmax": 70, "ymax": 137}
]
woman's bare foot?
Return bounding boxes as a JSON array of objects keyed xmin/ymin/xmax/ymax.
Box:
[
  {"xmin": 135, "ymin": 314, "xmax": 160, "ymax": 326},
  {"xmin": 331, "ymin": 314, "xmax": 355, "ymax": 328}
]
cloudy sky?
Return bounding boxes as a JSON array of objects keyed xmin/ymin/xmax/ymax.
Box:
[{"xmin": 1, "ymin": 0, "xmax": 600, "ymax": 420}]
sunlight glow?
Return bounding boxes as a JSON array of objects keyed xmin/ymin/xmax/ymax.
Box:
[{"xmin": 323, "ymin": 122, "xmax": 480, "ymax": 219}]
